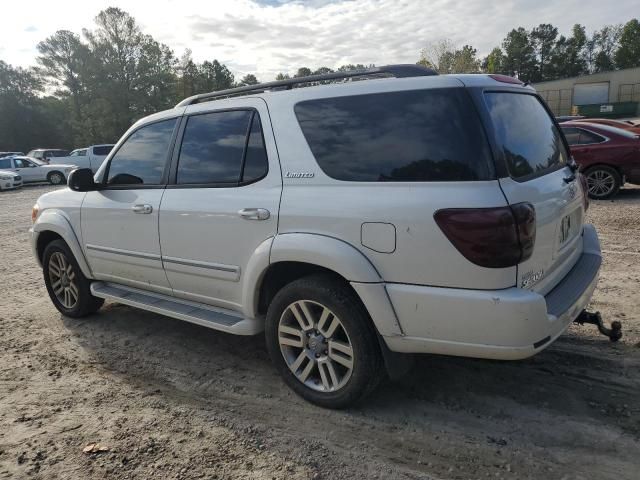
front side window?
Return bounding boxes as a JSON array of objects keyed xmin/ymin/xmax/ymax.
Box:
[
  {"xmin": 485, "ymin": 92, "xmax": 568, "ymax": 180},
  {"xmin": 107, "ymin": 118, "xmax": 177, "ymax": 186},
  {"xmin": 295, "ymin": 88, "xmax": 493, "ymax": 182},
  {"xmin": 72, "ymin": 149, "xmax": 87, "ymax": 157},
  {"xmin": 14, "ymin": 158, "xmax": 33, "ymax": 168},
  {"xmin": 177, "ymin": 110, "xmax": 268, "ymax": 185}
]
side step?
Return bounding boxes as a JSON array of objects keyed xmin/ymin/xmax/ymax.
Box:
[{"xmin": 90, "ymin": 281, "xmax": 263, "ymax": 335}]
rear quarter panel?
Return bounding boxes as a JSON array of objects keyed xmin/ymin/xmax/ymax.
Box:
[{"xmin": 267, "ymin": 78, "xmax": 516, "ymax": 290}]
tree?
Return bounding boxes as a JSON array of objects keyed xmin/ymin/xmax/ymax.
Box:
[
  {"xmin": 483, "ymin": 47, "xmax": 505, "ymax": 74},
  {"xmin": 502, "ymin": 28, "xmax": 537, "ymax": 81},
  {"xmin": 275, "ymin": 72, "xmax": 291, "ymax": 80},
  {"xmin": 294, "ymin": 67, "xmax": 312, "ymax": 78},
  {"xmin": 614, "ymin": 19, "xmax": 640, "ymax": 69},
  {"xmin": 36, "ymin": 30, "xmax": 90, "ymax": 122},
  {"xmin": 199, "ymin": 60, "xmax": 234, "ymax": 92},
  {"xmin": 531, "ymin": 24, "xmax": 558, "ymax": 81},
  {"xmin": 418, "ymin": 40, "xmax": 480, "ymax": 73},
  {"xmin": 592, "ymin": 25, "xmax": 622, "ymax": 72},
  {"xmin": 238, "ymin": 74, "xmax": 259, "ymax": 86}
]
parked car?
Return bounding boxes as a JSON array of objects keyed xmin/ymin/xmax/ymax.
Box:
[
  {"xmin": 26, "ymin": 149, "xmax": 70, "ymax": 163},
  {"xmin": 0, "ymin": 151, "xmax": 24, "ymax": 158},
  {"xmin": 50, "ymin": 144, "xmax": 115, "ymax": 173},
  {"xmin": 572, "ymin": 118, "xmax": 640, "ymax": 134},
  {"xmin": 30, "ymin": 66, "xmax": 600, "ymax": 408},
  {"xmin": 0, "ymin": 156, "xmax": 75, "ymax": 185},
  {"xmin": 0, "ymin": 170, "xmax": 22, "ymax": 191},
  {"xmin": 560, "ymin": 121, "xmax": 640, "ymax": 199},
  {"xmin": 556, "ymin": 115, "xmax": 586, "ymax": 122}
]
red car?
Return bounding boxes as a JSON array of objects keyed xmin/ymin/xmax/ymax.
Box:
[
  {"xmin": 572, "ymin": 118, "xmax": 640, "ymax": 134},
  {"xmin": 560, "ymin": 121, "xmax": 640, "ymax": 199}
]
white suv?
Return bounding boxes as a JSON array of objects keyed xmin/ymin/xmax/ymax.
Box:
[{"xmin": 30, "ymin": 66, "xmax": 601, "ymax": 408}]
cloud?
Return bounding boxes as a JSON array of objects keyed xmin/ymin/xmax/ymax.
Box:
[{"xmin": 2, "ymin": 0, "xmax": 638, "ymax": 81}]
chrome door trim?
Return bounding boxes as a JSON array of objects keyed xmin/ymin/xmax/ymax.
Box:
[
  {"xmin": 161, "ymin": 255, "xmax": 240, "ymax": 274},
  {"xmin": 85, "ymin": 244, "xmax": 161, "ymax": 260}
]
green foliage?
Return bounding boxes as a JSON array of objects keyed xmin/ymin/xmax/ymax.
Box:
[
  {"xmin": 615, "ymin": 19, "xmax": 640, "ymax": 69},
  {"xmin": 419, "ymin": 40, "xmax": 480, "ymax": 74},
  {"xmin": 2, "ymin": 7, "xmax": 242, "ymax": 151}
]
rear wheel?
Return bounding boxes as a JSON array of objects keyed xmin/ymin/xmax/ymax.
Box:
[
  {"xmin": 265, "ymin": 274, "xmax": 383, "ymax": 408},
  {"xmin": 47, "ymin": 171, "xmax": 65, "ymax": 185},
  {"xmin": 584, "ymin": 166, "xmax": 621, "ymax": 199},
  {"xmin": 43, "ymin": 239, "xmax": 103, "ymax": 317}
]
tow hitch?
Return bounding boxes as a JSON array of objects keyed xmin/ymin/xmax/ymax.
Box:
[{"xmin": 574, "ymin": 310, "xmax": 622, "ymax": 342}]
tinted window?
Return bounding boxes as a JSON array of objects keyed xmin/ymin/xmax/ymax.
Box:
[
  {"xmin": 0, "ymin": 159, "xmax": 11, "ymax": 168},
  {"xmin": 294, "ymin": 89, "xmax": 493, "ymax": 182},
  {"xmin": 93, "ymin": 145, "xmax": 113, "ymax": 156},
  {"xmin": 561, "ymin": 127, "xmax": 581, "ymax": 146},
  {"xmin": 578, "ymin": 129, "xmax": 605, "ymax": 145},
  {"xmin": 242, "ymin": 114, "xmax": 269, "ymax": 183},
  {"xmin": 485, "ymin": 93, "xmax": 567, "ymax": 179},
  {"xmin": 177, "ymin": 110, "xmax": 252, "ymax": 184},
  {"xmin": 107, "ymin": 118, "xmax": 177, "ymax": 185}
]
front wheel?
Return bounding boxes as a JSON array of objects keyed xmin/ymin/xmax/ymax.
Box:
[
  {"xmin": 47, "ymin": 171, "xmax": 66, "ymax": 185},
  {"xmin": 584, "ymin": 166, "xmax": 621, "ymax": 199},
  {"xmin": 42, "ymin": 239, "xmax": 103, "ymax": 317},
  {"xmin": 265, "ymin": 274, "xmax": 383, "ymax": 408}
]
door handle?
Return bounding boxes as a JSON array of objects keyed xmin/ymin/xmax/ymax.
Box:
[
  {"xmin": 238, "ymin": 208, "xmax": 270, "ymax": 220},
  {"xmin": 132, "ymin": 204, "xmax": 153, "ymax": 214}
]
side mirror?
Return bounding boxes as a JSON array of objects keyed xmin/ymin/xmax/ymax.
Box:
[{"xmin": 68, "ymin": 168, "xmax": 99, "ymax": 192}]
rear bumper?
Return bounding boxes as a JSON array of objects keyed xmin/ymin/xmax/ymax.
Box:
[{"xmin": 381, "ymin": 224, "xmax": 601, "ymax": 360}]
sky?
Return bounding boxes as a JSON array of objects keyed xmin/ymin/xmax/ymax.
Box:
[{"xmin": 1, "ymin": 0, "xmax": 638, "ymax": 81}]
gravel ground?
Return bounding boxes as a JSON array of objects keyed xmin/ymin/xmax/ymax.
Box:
[{"xmin": 0, "ymin": 184, "xmax": 639, "ymax": 480}]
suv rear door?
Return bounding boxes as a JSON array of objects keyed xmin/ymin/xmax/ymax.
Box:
[
  {"xmin": 158, "ymin": 98, "xmax": 281, "ymax": 312},
  {"xmin": 482, "ymin": 90, "xmax": 585, "ymax": 295}
]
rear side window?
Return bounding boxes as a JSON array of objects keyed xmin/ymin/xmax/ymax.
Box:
[
  {"xmin": 485, "ymin": 93, "xmax": 568, "ymax": 180},
  {"xmin": 561, "ymin": 127, "xmax": 605, "ymax": 146},
  {"xmin": 176, "ymin": 110, "xmax": 268, "ymax": 185},
  {"xmin": 294, "ymin": 88, "xmax": 493, "ymax": 182},
  {"xmin": 107, "ymin": 118, "xmax": 177, "ymax": 186},
  {"xmin": 93, "ymin": 145, "xmax": 113, "ymax": 156}
]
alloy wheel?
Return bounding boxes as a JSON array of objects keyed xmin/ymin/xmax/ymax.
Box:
[
  {"xmin": 48, "ymin": 251, "xmax": 79, "ymax": 309},
  {"xmin": 586, "ymin": 169, "xmax": 615, "ymax": 198},
  {"xmin": 50, "ymin": 173, "xmax": 63, "ymax": 185},
  {"xmin": 278, "ymin": 300, "xmax": 354, "ymax": 392}
]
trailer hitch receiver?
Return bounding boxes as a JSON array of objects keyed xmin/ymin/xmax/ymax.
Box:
[{"xmin": 574, "ymin": 310, "xmax": 622, "ymax": 342}]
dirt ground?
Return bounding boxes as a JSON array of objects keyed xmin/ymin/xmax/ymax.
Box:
[{"xmin": 1, "ymin": 184, "xmax": 639, "ymax": 480}]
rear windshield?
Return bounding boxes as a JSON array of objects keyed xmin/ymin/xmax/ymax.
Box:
[
  {"xmin": 484, "ymin": 92, "xmax": 568, "ymax": 180},
  {"xmin": 93, "ymin": 145, "xmax": 114, "ymax": 156},
  {"xmin": 295, "ymin": 88, "xmax": 493, "ymax": 182}
]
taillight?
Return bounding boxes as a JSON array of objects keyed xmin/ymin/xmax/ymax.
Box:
[
  {"xmin": 434, "ymin": 203, "xmax": 536, "ymax": 268},
  {"xmin": 578, "ymin": 173, "xmax": 589, "ymax": 211}
]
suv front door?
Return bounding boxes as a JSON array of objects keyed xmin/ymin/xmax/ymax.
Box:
[
  {"xmin": 81, "ymin": 116, "xmax": 179, "ymax": 294},
  {"xmin": 159, "ymin": 99, "xmax": 281, "ymax": 312}
]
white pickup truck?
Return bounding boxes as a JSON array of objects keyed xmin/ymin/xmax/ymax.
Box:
[{"xmin": 50, "ymin": 145, "xmax": 114, "ymax": 173}]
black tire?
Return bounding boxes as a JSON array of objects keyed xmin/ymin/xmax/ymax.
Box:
[
  {"xmin": 42, "ymin": 239, "xmax": 103, "ymax": 318},
  {"xmin": 584, "ymin": 165, "xmax": 621, "ymax": 200},
  {"xmin": 265, "ymin": 274, "xmax": 383, "ymax": 408},
  {"xmin": 47, "ymin": 171, "xmax": 66, "ymax": 185}
]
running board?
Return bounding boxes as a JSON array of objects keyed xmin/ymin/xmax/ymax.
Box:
[{"xmin": 90, "ymin": 281, "xmax": 263, "ymax": 335}]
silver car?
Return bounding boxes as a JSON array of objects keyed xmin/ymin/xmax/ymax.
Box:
[{"xmin": 0, "ymin": 156, "xmax": 75, "ymax": 185}]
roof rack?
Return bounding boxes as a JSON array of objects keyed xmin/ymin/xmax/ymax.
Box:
[{"xmin": 175, "ymin": 64, "xmax": 438, "ymax": 107}]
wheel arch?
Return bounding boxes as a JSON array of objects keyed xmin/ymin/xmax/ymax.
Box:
[
  {"xmin": 32, "ymin": 210, "xmax": 92, "ymax": 278},
  {"xmin": 242, "ymin": 233, "xmax": 402, "ymax": 337}
]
